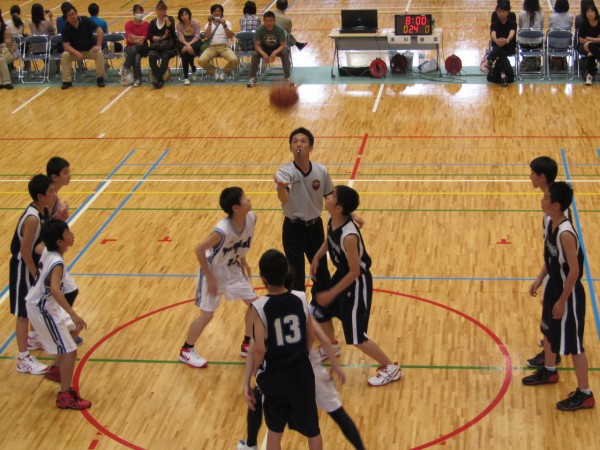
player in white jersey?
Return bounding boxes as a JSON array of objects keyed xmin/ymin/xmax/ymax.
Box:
[
  {"xmin": 179, "ymin": 187, "xmax": 258, "ymax": 368},
  {"xmin": 25, "ymin": 220, "xmax": 91, "ymax": 410}
]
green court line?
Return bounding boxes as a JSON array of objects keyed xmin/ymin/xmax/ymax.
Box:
[{"xmin": 1, "ymin": 355, "xmax": 597, "ymax": 371}]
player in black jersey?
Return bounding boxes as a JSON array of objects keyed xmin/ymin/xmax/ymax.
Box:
[
  {"xmin": 522, "ymin": 182, "xmax": 594, "ymax": 411},
  {"xmin": 248, "ymin": 249, "xmax": 322, "ymax": 449},
  {"xmin": 311, "ymin": 186, "xmax": 401, "ymax": 387}
]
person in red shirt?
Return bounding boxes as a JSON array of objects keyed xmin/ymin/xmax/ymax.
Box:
[{"xmin": 123, "ymin": 4, "xmax": 149, "ymax": 87}]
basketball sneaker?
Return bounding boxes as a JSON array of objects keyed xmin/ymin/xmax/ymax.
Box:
[
  {"xmin": 317, "ymin": 341, "xmax": 341, "ymax": 362},
  {"xmin": 179, "ymin": 347, "xmax": 208, "ymax": 368},
  {"xmin": 16, "ymin": 354, "xmax": 48, "ymax": 375},
  {"xmin": 526, "ymin": 350, "xmax": 561, "ymax": 368},
  {"xmin": 27, "ymin": 335, "xmax": 44, "ymax": 351},
  {"xmin": 283, "ymin": 77, "xmax": 294, "ymax": 86},
  {"xmin": 56, "ymin": 389, "xmax": 92, "ymax": 410},
  {"xmin": 247, "ymin": 77, "xmax": 257, "ymax": 88},
  {"xmin": 241, "ymin": 342, "xmax": 250, "ymax": 358},
  {"xmin": 556, "ymin": 389, "xmax": 595, "ymax": 411},
  {"xmin": 586, "ymin": 73, "xmax": 593, "ymax": 86},
  {"xmin": 522, "ymin": 367, "xmax": 559, "ymax": 385},
  {"xmin": 237, "ymin": 439, "xmax": 258, "ymax": 450},
  {"xmin": 45, "ymin": 365, "xmax": 61, "ymax": 382},
  {"xmin": 367, "ymin": 363, "xmax": 402, "ymax": 387}
]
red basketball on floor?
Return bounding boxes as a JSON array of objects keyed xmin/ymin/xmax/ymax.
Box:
[{"xmin": 269, "ymin": 83, "xmax": 299, "ymax": 108}]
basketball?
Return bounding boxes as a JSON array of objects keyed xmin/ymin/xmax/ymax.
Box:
[{"xmin": 269, "ymin": 83, "xmax": 299, "ymax": 108}]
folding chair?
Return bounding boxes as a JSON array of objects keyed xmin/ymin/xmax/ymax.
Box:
[
  {"xmin": 516, "ymin": 28, "xmax": 545, "ymax": 80},
  {"xmin": 47, "ymin": 34, "xmax": 63, "ymax": 81},
  {"xmin": 103, "ymin": 32, "xmax": 126, "ymax": 78},
  {"xmin": 235, "ymin": 31, "xmax": 257, "ymax": 77},
  {"xmin": 546, "ymin": 29, "xmax": 575, "ymax": 81},
  {"xmin": 18, "ymin": 35, "xmax": 49, "ymax": 83}
]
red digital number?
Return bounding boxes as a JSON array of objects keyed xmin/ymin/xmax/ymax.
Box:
[{"xmin": 405, "ymin": 16, "xmax": 411, "ymax": 25}]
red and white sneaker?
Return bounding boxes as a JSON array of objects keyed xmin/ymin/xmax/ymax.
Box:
[
  {"xmin": 16, "ymin": 354, "xmax": 48, "ymax": 375},
  {"xmin": 56, "ymin": 389, "xmax": 91, "ymax": 410},
  {"xmin": 241, "ymin": 342, "xmax": 250, "ymax": 358},
  {"xmin": 368, "ymin": 363, "xmax": 402, "ymax": 386},
  {"xmin": 27, "ymin": 335, "xmax": 44, "ymax": 351},
  {"xmin": 179, "ymin": 347, "xmax": 208, "ymax": 368},
  {"xmin": 45, "ymin": 365, "xmax": 61, "ymax": 382},
  {"xmin": 317, "ymin": 341, "xmax": 341, "ymax": 362}
]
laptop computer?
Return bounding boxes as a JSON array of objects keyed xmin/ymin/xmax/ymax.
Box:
[{"xmin": 339, "ymin": 9, "xmax": 378, "ymax": 34}]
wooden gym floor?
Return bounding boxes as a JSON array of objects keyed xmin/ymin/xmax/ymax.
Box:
[{"xmin": 0, "ymin": 0, "xmax": 598, "ymax": 449}]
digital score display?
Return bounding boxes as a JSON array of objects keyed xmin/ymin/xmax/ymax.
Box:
[{"xmin": 395, "ymin": 14, "xmax": 433, "ymax": 35}]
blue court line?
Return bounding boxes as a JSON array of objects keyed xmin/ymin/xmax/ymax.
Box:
[
  {"xmin": 0, "ymin": 149, "xmax": 136, "ymax": 356},
  {"xmin": 561, "ymin": 148, "xmax": 600, "ymax": 341},
  {"xmin": 69, "ymin": 149, "xmax": 169, "ymax": 270}
]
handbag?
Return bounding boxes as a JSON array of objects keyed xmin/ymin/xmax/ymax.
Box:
[
  {"xmin": 200, "ymin": 22, "xmax": 220, "ymax": 53},
  {"xmin": 150, "ymin": 35, "xmax": 174, "ymax": 51},
  {"xmin": 479, "ymin": 49, "xmax": 490, "ymax": 73}
]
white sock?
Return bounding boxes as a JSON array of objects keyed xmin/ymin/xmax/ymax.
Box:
[
  {"xmin": 28, "ymin": 331, "xmax": 38, "ymax": 339},
  {"xmin": 544, "ymin": 365, "xmax": 556, "ymax": 372},
  {"xmin": 18, "ymin": 351, "xmax": 29, "ymax": 359},
  {"xmin": 580, "ymin": 388, "xmax": 592, "ymax": 395}
]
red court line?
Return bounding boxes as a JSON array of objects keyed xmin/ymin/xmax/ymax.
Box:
[
  {"xmin": 350, "ymin": 133, "xmax": 369, "ymax": 179},
  {"xmin": 72, "ymin": 289, "xmax": 511, "ymax": 450}
]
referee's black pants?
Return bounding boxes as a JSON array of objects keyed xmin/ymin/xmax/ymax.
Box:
[{"xmin": 282, "ymin": 217, "xmax": 330, "ymax": 296}]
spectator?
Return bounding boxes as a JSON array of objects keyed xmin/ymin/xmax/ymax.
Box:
[
  {"xmin": 491, "ymin": 0, "xmax": 517, "ymax": 24},
  {"xmin": 147, "ymin": 0, "xmax": 177, "ymax": 89},
  {"xmin": 0, "ymin": 10, "xmax": 17, "ymax": 89},
  {"xmin": 488, "ymin": 0, "xmax": 517, "ymax": 86},
  {"xmin": 198, "ymin": 4, "xmax": 238, "ymax": 81},
  {"xmin": 518, "ymin": 0, "xmax": 544, "ymax": 71},
  {"xmin": 576, "ymin": 0, "xmax": 596, "ymax": 30},
  {"xmin": 29, "ymin": 3, "xmax": 56, "ymax": 54},
  {"xmin": 88, "ymin": 3, "xmax": 108, "ymax": 33},
  {"xmin": 176, "ymin": 7, "xmax": 202, "ymax": 85},
  {"xmin": 273, "ymin": 0, "xmax": 307, "ymax": 51},
  {"xmin": 239, "ymin": 1, "xmax": 260, "ymax": 51},
  {"xmin": 550, "ymin": 0, "xmax": 574, "ymax": 30},
  {"xmin": 6, "ymin": 5, "xmax": 25, "ymax": 37},
  {"xmin": 123, "ymin": 4, "xmax": 149, "ymax": 87},
  {"xmin": 59, "ymin": 1, "xmax": 105, "ymax": 89},
  {"xmin": 578, "ymin": 3, "xmax": 600, "ymax": 84},
  {"xmin": 246, "ymin": 11, "xmax": 291, "ymax": 87}
]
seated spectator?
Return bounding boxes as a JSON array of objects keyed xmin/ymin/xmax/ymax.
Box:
[
  {"xmin": 518, "ymin": 0, "xmax": 544, "ymax": 71},
  {"xmin": 578, "ymin": 3, "xmax": 600, "ymax": 84},
  {"xmin": 176, "ymin": 7, "xmax": 202, "ymax": 85},
  {"xmin": 123, "ymin": 4, "xmax": 149, "ymax": 87},
  {"xmin": 6, "ymin": 5, "xmax": 25, "ymax": 37},
  {"xmin": 239, "ymin": 1, "xmax": 260, "ymax": 51},
  {"xmin": 550, "ymin": 0, "xmax": 574, "ymax": 30},
  {"xmin": 273, "ymin": 0, "xmax": 307, "ymax": 51},
  {"xmin": 0, "ymin": 9, "xmax": 17, "ymax": 89},
  {"xmin": 147, "ymin": 0, "xmax": 177, "ymax": 89},
  {"xmin": 198, "ymin": 4, "xmax": 238, "ymax": 81},
  {"xmin": 246, "ymin": 11, "xmax": 292, "ymax": 87},
  {"xmin": 59, "ymin": 1, "xmax": 105, "ymax": 89},
  {"xmin": 88, "ymin": 3, "xmax": 108, "ymax": 33},
  {"xmin": 492, "ymin": 0, "xmax": 517, "ymax": 24},
  {"xmin": 576, "ymin": 0, "xmax": 596, "ymax": 30},
  {"xmin": 29, "ymin": 3, "xmax": 56, "ymax": 54},
  {"xmin": 488, "ymin": 0, "xmax": 517, "ymax": 86}
]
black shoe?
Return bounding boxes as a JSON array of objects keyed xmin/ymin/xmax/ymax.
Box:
[
  {"xmin": 526, "ymin": 350, "xmax": 561, "ymax": 368},
  {"xmin": 61, "ymin": 82, "xmax": 73, "ymax": 90},
  {"xmin": 5, "ymin": 84, "xmax": 14, "ymax": 90},
  {"xmin": 296, "ymin": 42, "xmax": 308, "ymax": 51},
  {"xmin": 557, "ymin": 388, "xmax": 595, "ymax": 411},
  {"xmin": 152, "ymin": 80, "xmax": 162, "ymax": 89},
  {"xmin": 522, "ymin": 367, "xmax": 559, "ymax": 386},
  {"xmin": 97, "ymin": 77, "xmax": 105, "ymax": 87},
  {"xmin": 0, "ymin": 84, "xmax": 5, "ymax": 89}
]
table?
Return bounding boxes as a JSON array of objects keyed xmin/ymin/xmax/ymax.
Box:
[{"xmin": 328, "ymin": 28, "xmax": 443, "ymax": 78}]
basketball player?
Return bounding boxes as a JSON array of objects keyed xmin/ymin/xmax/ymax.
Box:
[
  {"xmin": 522, "ymin": 182, "xmax": 594, "ymax": 411},
  {"xmin": 245, "ymin": 249, "xmax": 322, "ymax": 450},
  {"xmin": 311, "ymin": 186, "xmax": 401, "ymax": 386},
  {"xmin": 9, "ymin": 174, "xmax": 56, "ymax": 375},
  {"xmin": 239, "ymin": 313, "xmax": 365, "ymax": 450},
  {"xmin": 179, "ymin": 187, "xmax": 257, "ymax": 367},
  {"xmin": 526, "ymin": 156, "xmax": 565, "ymax": 369},
  {"xmin": 25, "ymin": 220, "xmax": 91, "ymax": 409}
]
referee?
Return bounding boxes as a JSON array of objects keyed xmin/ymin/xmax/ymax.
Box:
[{"xmin": 275, "ymin": 128, "xmax": 332, "ymax": 296}]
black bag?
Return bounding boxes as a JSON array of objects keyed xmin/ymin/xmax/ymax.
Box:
[
  {"xmin": 150, "ymin": 36, "xmax": 174, "ymax": 51},
  {"xmin": 487, "ymin": 55, "xmax": 514, "ymax": 84}
]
